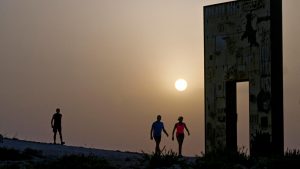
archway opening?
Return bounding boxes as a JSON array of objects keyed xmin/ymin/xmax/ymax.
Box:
[{"xmin": 237, "ymin": 82, "xmax": 250, "ymax": 155}]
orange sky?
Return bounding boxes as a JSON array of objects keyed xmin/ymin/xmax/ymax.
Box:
[{"xmin": 0, "ymin": 0, "xmax": 300, "ymax": 156}]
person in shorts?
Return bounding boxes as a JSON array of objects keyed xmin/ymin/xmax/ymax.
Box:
[
  {"xmin": 51, "ymin": 108, "xmax": 65, "ymax": 145},
  {"xmin": 172, "ymin": 116, "xmax": 190, "ymax": 157},
  {"xmin": 150, "ymin": 115, "xmax": 169, "ymax": 154}
]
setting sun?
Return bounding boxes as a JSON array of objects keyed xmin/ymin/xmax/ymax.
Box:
[{"xmin": 175, "ymin": 79, "xmax": 187, "ymax": 91}]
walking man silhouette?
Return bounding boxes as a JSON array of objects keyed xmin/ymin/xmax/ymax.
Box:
[
  {"xmin": 150, "ymin": 115, "xmax": 169, "ymax": 154},
  {"xmin": 51, "ymin": 108, "xmax": 65, "ymax": 145}
]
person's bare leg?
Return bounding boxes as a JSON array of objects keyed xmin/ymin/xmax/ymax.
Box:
[
  {"xmin": 59, "ymin": 130, "xmax": 64, "ymax": 144},
  {"xmin": 177, "ymin": 136, "xmax": 184, "ymax": 157},
  {"xmin": 53, "ymin": 132, "xmax": 57, "ymax": 144},
  {"xmin": 178, "ymin": 142, "xmax": 182, "ymax": 156},
  {"xmin": 155, "ymin": 140, "xmax": 160, "ymax": 154}
]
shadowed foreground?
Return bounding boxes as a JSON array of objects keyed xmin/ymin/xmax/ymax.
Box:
[
  {"xmin": 1, "ymin": 138, "xmax": 300, "ymax": 169},
  {"xmin": 0, "ymin": 138, "xmax": 142, "ymax": 169}
]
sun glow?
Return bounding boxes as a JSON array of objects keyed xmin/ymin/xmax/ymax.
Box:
[{"xmin": 175, "ymin": 79, "xmax": 187, "ymax": 91}]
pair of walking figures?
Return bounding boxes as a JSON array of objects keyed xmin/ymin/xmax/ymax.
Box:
[{"xmin": 150, "ymin": 115, "xmax": 190, "ymax": 157}]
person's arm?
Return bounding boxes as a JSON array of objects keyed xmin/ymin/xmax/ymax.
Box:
[
  {"xmin": 163, "ymin": 127, "xmax": 169, "ymax": 137},
  {"xmin": 184, "ymin": 123, "xmax": 190, "ymax": 135},
  {"xmin": 150, "ymin": 124, "xmax": 153, "ymax": 140},
  {"xmin": 51, "ymin": 116, "xmax": 54, "ymax": 128},
  {"xmin": 171, "ymin": 124, "xmax": 176, "ymax": 140},
  {"xmin": 61, "ymin": 114, "xmax": 63, "ymax": 126}
]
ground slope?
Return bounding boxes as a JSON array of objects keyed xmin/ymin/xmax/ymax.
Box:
[{"xmin": 0, "ymin": 138, "xmax": 142, "ymax": 168}]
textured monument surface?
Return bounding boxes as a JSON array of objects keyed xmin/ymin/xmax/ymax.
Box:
[{"xmin": 204, "ymin": 0, "xmax": 283, "ymax": 155}]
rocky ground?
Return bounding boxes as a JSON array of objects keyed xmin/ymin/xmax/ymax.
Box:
[
  {"xmin": 0, "ymin": 138, "xmax": 145, "ymax": 169},
  {"xmin": 2, "ymin": 138, "xmax": 300, "ymax": 169}
]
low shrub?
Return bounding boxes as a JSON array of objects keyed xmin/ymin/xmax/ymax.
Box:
[
  {"xmin": 141, "ymin": 150, "xmax": 190, "ymax": 169},
  {"xmin": 33, "ymin": 155, "xmax": 116, "ymax": 169},
  {"xmin": 193, "ymin": 148, "xmax": 252, "ymax": 169},
  {"xmin": 0, "ymin": 148, "xmax": 27, "ymax": 161}
]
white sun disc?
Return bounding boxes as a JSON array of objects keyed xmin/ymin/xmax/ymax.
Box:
[{"xmin": 175, "ymin": 79, "xmax": 187, "ymax": 91}]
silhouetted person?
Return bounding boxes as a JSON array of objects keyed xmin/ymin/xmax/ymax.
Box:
[
  {"xmin": 51, "ymin": 108, "xmax": 65, "ymax": 145},
  {"xmin": 150, "ymin": 115, "xmax": 169, "ymax": 154},
  {"xmin": 172, "ymin": 116, "xmax": 190, "ymax": 157}
]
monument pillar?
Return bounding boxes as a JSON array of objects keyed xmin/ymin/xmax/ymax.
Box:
[{"xmin": 204, "ymin": 0, "xmax": 283, "ymax": 156}]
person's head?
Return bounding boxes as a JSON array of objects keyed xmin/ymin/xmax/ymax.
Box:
[
  {"xmin": 56, "ymin": 108, "xmax": 60, "ymax": 113},
  {"xmin": 178, "ymin": 116, "xmax": 183, "ymax": 122},
  {"xmin": 157, "ymin": 115, "xmax": 161, "ymax": 121}
]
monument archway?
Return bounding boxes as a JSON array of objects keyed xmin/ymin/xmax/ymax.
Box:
[{"xmin": 204, "ymin": 0, "xmax": 283, "ymax": 155}]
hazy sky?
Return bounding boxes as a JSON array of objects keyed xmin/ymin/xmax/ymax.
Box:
[{"xmin": 1, "ymin": 0, "xmax": 300, "ymax": 156}]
